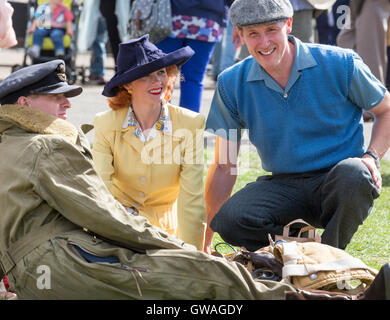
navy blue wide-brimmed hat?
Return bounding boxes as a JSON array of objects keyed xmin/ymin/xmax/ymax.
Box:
[
  {"xmin": 102, "ymin": 35, "xmax": 195, "ymax": 97},
  {"xmin": 0, "ymin": 60, "xmax": 82, "ymax": 105}
]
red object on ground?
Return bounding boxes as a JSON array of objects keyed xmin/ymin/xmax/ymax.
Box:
[{"xmin": 3, "ymin": 276, "xmax": 10, "ymax": 290}]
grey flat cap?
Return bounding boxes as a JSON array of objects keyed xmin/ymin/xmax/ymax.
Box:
[
  {"xmin": 230, "ymin": 0, "xmax": 293, "ymax": 27},
  {"xmin": 0, "ymin": 60, "xmax": 82, "ymax": 105}
]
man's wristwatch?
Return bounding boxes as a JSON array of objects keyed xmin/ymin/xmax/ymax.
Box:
[{"xmin": 363, "ymin": 151, "xmax": 380, "ymax": 168}]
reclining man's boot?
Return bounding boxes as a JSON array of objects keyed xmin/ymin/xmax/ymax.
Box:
[{"xmin": 356, "ymin": 263, "xmax": 390, "ymax": 300}]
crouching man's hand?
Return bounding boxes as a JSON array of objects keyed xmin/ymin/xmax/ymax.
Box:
[{"xmin": 361, "ymin": 155, "xmax": 382, "ymax": 192}]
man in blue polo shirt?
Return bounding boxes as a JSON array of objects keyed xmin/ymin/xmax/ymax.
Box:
[{"xmin": 204, "ymin": 0, "xmax": 390, "ymax": 253}]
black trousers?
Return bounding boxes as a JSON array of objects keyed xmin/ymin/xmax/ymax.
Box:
[
  {"xmin": 211, "ymin": 158, "xmax": 380, "ymax": 251},
  {"xmin": 99, "ymin": 0, "xmax": 121, "ymax": 64}
]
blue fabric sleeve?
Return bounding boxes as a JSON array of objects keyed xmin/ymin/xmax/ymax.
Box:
[
  {"xmin": 34, "ymin": 4, "xmax": 46, "ymax": 19},
  {"xmin": 348, "ymin": 56, "xmax": 387, "ymax": 110},
  {"xmin": 205, "ymin": 76, "xmax": 245, "ymax": 141}
]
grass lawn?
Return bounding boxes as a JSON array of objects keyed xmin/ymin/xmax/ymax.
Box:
[{"xmin": 203, "ymin": 147, "xmax": 390, "ymax": 271}]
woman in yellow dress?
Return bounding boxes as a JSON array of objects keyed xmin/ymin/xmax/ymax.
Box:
[{"xmin": 92, "ymin": 35, "xmax": 206, "ymax": 250}]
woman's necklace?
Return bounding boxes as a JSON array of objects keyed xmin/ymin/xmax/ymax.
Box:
[{"xmin": 133, "ymin": 102, "xmax": 163, "ymax": 132}]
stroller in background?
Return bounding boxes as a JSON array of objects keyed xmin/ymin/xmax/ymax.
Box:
[{"xmin": 14, "ymin": 0, "xmax": 85, "ymax": 84}]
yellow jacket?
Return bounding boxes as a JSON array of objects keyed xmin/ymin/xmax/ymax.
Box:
[{"xmin": 92, "ymin": 104, "xmax": 206, "ymax": 249}]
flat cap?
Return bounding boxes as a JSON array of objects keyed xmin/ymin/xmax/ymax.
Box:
[
  {"xmin": 230, "ymin": 0, "xmax": 293, "ymax": 27},
  {"xmin": 0, "ymin": 60, "xmax": 82, "ymax": 105}
]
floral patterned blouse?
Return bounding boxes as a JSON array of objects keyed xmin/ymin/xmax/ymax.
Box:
[
  {"xmin": 122, "ymin": 102, "xmax": 172, "ymax": 144},
  {"xmin": 170, "ymin": 14, "xmax": 223, "ymax": 42}
]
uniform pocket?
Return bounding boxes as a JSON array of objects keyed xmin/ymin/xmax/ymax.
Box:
[
  {"xmin": 71, "ymin": 244, "xmax": 120, "ymax": 264},
  {"xmin": 66, "ymin": 241, "xmax": 148, "ymax": 297}
]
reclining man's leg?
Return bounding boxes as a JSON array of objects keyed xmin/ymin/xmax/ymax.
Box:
[{"xmin": 9, "ymin": 237, "xmax": 295, "ymax": 300}]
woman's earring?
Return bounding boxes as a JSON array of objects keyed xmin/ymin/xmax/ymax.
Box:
[{"xmin": 127, "ymin": 89, "xmax": 132, "ymax": 95}]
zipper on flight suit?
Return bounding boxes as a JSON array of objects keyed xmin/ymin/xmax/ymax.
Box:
[{"xmin": 67, "ymin": 241, "xmax": 148, "ymax": 296}]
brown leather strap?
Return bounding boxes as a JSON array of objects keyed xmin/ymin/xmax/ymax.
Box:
[{"xmin": 280, "ymin": 219, "xmax": 321, "ymax": 243}]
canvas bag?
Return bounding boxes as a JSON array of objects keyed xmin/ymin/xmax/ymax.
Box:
[
  {"xmin": 272, "ymin": 241, "xmax": 378, "ymax": 292},
  {"xmin": 216, "ymin": 241, "xmax": 378, "ymax": 293},
  {"xmin": 272, "ymin": 220, "xmax": 376, "ymax": 292},
  {"xmin": 128, "ymin": 0, "xmax": 172, "ymax": 44},
  {"xmin": 274, "ymin": 219, "xmax": 322, "ymax": 243}
]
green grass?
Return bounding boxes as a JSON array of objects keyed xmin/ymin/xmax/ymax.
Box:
[{"xmin": 204, "ymin": 147, "xmax": 390, "ymax": 270}]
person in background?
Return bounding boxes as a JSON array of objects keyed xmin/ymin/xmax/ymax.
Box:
[
  {"xmin": 337, "ymin": 0, "xmax": 390, "ymax": 87},
  {"xmin": 88, "ymin": 16, "xmax": 107, "ymax": 85},
  {"xmin": 316, "ymin": 0, "xmax": 349, "ymax": 45},
  {"xmin": 77, "ymin": 0, "xmax": 108, "ymax": 85},
  {"xmin": 155, "ymin": 0, "xmax": 234, "ymax": 113},
  {"xmin": 211, "ymin": 17, "xmax": 236, "ymax": 81},
  {"xmin": 27, "ymin": 0, "xmax": 73, "ymax": 58},
  {"xmin": 99, "ymin": 0, "xmax": 121, "ymax": 64},
  {"xmin": 0, "ymin": 0, "xmax": 17, "ymax": 49},
  {"xmin": 93, "ymin": 35, "xmax": 207, "ymax": 250},
  {"xmin": 289, "ymin": 0, "xmax": 336, "ymax": 43},
  {"xmin": 289, "ymin": 0, "xmax": 316, "ymax": 42},
  {"xmin": 337, "ymin": 0, "xmax": 390, "ymax": 121},
  {"xmin": 78, "ymin": 0, "xmax": 130, "ymax": 68},
  {"xmin": 88, "ymin": 16, "xmax": 108, "ymax": 85}
]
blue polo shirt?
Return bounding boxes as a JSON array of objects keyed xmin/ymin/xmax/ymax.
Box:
[{"xmin": 206, "ymin": 36, "xmax": 386, "ymax": 174}]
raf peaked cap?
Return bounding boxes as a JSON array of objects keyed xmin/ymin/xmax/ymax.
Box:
[
  {"xmin": 0, "ymin": 60, "xmax": 82, "ymax": 105},
  {"xmin": 230, "ymin": 0, "xmax": 293, "ymax": 27}
]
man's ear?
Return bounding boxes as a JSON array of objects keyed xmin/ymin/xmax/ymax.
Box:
[
  {"xmin": 286, "ymin": 17, "xmax": 293, "ymax": 34},
  {"xmin": 232, "ymin": 26, "xmax": 244, "ymax": 51},
  {"xmin": 236, "ymin": 26, "xmax": 244, "ymax": 40},
  {"xmin": 17, "ymin": 96, "xmax": 29, "ymax": 106}
]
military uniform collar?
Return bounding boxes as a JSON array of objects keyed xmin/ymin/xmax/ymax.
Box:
[{"xmin": 0, "ymin": 104, "xmax": 78, "ymax": 145}]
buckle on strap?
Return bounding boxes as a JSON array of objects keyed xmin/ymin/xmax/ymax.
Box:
[{"xmin": 0, "ymin": 250, "xmax": 16, "ymax": 275}]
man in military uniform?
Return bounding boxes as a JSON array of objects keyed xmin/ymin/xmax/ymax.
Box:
[{"xmin": 0, "ymin": 60, "xmax": 295, "ymax": 299}]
